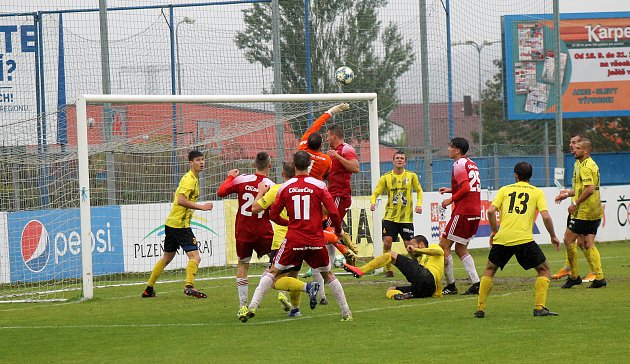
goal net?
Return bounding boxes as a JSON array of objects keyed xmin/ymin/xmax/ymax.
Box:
[{"xmin": 0, "ymin": 93, "xmax": 381, "ymax": 302}]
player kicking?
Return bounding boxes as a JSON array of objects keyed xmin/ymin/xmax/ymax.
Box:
[
  {"xmin": 343, "ymin": 235, "xmax": 443, "ymax": 299},
  {"xmin": 475, "ymin": 162, "xmax": 561, "ymax": 318},
  {"xmin": 217, "ymin": 151, "xmax": 275, "ymax": 317},
  {"xmin": 239, "ymin": 151, "xmax": 352, "ymax": 322},
  {"xmin": 142, "ymin": 151, "xmax": 213, "ymax": 299},
  {"xmin": 439, "ymin": 137, "xmax": 482, "ymax": 295}
]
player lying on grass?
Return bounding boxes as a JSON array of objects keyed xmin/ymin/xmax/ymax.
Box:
[{"xmin": 343, "ymin": 235, "xmax": 444, "ymax": 299}]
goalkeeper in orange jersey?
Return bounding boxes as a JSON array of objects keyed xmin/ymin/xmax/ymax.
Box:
[
  {"xmin": 298, "ymin": 103, "xmax": 358, "ymax": 305},
  {"xmin": 343, "ymin": 235, "xmax": 444, "ymax": 299}
]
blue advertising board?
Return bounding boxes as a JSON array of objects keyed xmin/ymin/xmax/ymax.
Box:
[{"xmin": 7, "ymin": 206, "xmax": 124, "ymax": 283}]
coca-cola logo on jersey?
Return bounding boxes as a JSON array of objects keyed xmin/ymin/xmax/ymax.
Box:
[
  {"xmin": 289, "ymin": 187, "xmax": 314, "ymax": 193},
  {"xmin": 244, "ymin": 185, "xmax": 258, "ymax": 192}
]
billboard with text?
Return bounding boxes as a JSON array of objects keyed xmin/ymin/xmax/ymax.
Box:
[{"xmin": 503, "ymin": 12, "xmax": 630, "ymax": 120}]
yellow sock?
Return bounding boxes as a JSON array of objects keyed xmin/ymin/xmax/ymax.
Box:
[
  {"xmin": 383, "ymin": 247, "xmax": 393, "ymax": 272},
  {"xmin": 563, "ymin": 254, "xmax": 570, "ymax": 270},
  {"xmin": 275, "ymin": 276, "xmax": 307, "ymax": 292},
  {"xmin": 359, "ymin": 253, "xmax": 392, "ymax": 274},
  {"xmin": 289, "ymin": 290, "xmax": 301, "ymax": 307},
  {"xmin": 585, "ymin": 246, "xmax": 604, "ymax": 280},
  {"xmin": 534, "ymin": 276, "xmax": 550, "ymax": 310},
  {"xmin": 147, "ymin": 259, "xmax": 167, "ymax": 287},
  {"xmin": 185, "ymin": 260, "xmax": 198, "ymax": 287},
  {"xmin": 566, "ymin": 243, "xmax": 579, "ymax": 278},
  {"xmin": 477, "ymin": 276, "xmax": 493, "ymax": 312}
]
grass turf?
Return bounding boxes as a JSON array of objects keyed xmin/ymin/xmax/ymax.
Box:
[{"xmin": 1, "ymin": 240, "xmax": 629, "ymax": 363}]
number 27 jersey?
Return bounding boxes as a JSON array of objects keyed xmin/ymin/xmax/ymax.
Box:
[{"xmin": 451, "ymin": 157, "xmax": 481, "ymax": 215}]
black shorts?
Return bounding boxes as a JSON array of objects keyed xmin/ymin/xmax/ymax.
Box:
[
  {"xmin": 382, "ymin": 220, "xmax": 414, "ymax": 241},
  {"xmin": 164, "ymin": 226, "xmax": 198, "ymax": 253},
  {"xmin": 488, "ymin": 241, "xmax": 546, "ymax": 270},
  {"xmin": 568, "ymin": 218, "xmax": 601, "ymax": 236},
  {"xmin": 393, "ymin": 255, "xmax": 436, "ymax": 298}
]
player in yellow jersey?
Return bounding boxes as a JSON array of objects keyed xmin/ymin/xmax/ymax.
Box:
[
  {"xmin": 552, "ymin": 134, "xmax": 595, "ymax": 282},
  {"xmin": 142, "ymin": 151, "xmax": 214, "ymax": 299},
  {"xmin": 556, "ymin": 140, "xmax": 606, "ymax": 289},
  {"xmin": 475, "ymin": 162, "xmax": 561, "ymax": 318},
  {"xmin": 343, "ymin": 235, "xmax": 443, "ymax": 299},
  {"xmin": 370, "ymin": 151, "xmax": 423, "ymax": 277}
]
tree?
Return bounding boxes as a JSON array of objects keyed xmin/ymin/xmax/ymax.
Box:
[
  {"xmin": 234, "ymin": 0, "xmax": 415, "ymax": 140},
  {"xmin": 479, "ymin": 60, "xmax": 630, "ymax": 153}
]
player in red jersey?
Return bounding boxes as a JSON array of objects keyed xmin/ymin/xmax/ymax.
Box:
[
  {"xmin": 438, "ymin": 137, "xmax": 482, "ymax": 295},
  {"xmin": 326, "ymin": 123, "xmax": 360, "ymax": 221},
  {"xmin": 306, "ymin": 122, "xmax": 360, "ymax": 304},
  {"xmin": 299, "ymin": 104, "xmax": 357, "ymax": 287},
  {"xmin": 239, "ymin": 151, "xmax": 353, "ymax": 322},
  {"xmin": 217, "ymin": 151, "xmax": 275, "ymax": 316}
]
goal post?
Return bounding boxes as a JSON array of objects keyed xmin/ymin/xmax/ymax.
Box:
[{"xmin": 75, "ymin": 93, "xmax": 383, "ymax": 301}]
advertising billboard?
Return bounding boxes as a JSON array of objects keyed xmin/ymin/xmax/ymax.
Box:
[
  {"xmin": 503, "ymin": 12, "xmax": 630, "ymax": 120},
  {"xmin": 7, "ymin": 206, "xmax": 124, "ymax": 283}
]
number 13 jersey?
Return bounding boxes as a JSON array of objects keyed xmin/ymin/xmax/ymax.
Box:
[
  {"xmin": 491, "ymin": 181, "xmax": 547, "ymax": 246},
  {"xmin": 451, "ymin": 157, "xmax": 481, "ymax": 215}
]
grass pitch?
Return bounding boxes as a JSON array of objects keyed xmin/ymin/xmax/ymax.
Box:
[{"xmin": 2, "ymin": 241, "xmax": 629, "ymax": 363}]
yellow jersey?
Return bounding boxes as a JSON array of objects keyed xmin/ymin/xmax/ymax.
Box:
[
  {"xmin": 257, "ymin": 184, "xmax": 288, "ymax": 250},
  {"xmin": 370, "ymin": 169, "xmax": 423, "ymax": 223},
  {"xmin": 416, "ymin": 243, "xmax": 444, "ymax": 297},
  {"xmin": 491, "ymin": 181, "xmax": 547, "ymax": 246},
  {"xmin": 574, "ymin": 157, "xmax": 603, "ymax": 221},
  {"xmin": 165, "ymin": 170, "xmax": 199, "ymax": 228}
]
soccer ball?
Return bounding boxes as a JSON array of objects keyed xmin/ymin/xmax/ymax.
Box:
[
  {"xmin": 335, "ymin": 66, "xmax": 354, "ymax": 85},
  {"xmin": 333, "ymin": 254, "xmax": 346, "ymax": 268}
]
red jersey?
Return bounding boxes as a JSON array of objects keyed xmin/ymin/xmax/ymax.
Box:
[
  {"xmin": 328, "ymin": 142, "xmax": 357, "ymax": 197},
  {"xmin": 270, "ymin": 175, "xmax": 341, "ymax": 246},
  {"xmin": 298, "ymin": 112, "xmax": 333, "ymax": 180},
  {"xmin": 217, "ymin": 173, "xmax": 275, "ymax": 243},
  {"xmin": 450, "ymin": 157, "xmax": 481, "ymax": 215}
]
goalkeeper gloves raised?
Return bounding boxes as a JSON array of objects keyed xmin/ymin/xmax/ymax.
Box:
[{"xmin": 326, "ymin": 103, "xmax": 350, "ymax": 115}]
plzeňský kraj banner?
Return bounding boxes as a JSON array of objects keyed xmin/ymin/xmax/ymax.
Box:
[{"xmin": 503, "ymin": 12, "xmax": 630, "ymax": 120}]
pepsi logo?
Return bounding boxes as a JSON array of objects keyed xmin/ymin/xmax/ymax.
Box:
[{"xmin": 21, "ymin": 220, "xmax": 51, "ymax": 272}]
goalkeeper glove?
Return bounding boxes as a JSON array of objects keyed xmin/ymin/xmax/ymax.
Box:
[{"xmin": 326, "ymin": 103, "xmax": 350, "ymax": 115}]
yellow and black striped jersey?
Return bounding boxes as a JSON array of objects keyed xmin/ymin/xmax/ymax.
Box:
[{"xmin": 370, "ymin": 169, "xmax": 423, "ymax": 223}]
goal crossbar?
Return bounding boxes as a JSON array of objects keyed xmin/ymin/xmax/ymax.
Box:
[{"xmin": 76, "ymin": 93, "xmax": 381, "ymax": 300}]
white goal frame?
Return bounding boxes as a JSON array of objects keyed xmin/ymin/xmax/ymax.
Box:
[{"xmin": 76, "ymin": 93, "xmax": 382, "ymax": 300}]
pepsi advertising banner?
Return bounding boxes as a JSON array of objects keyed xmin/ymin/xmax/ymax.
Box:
[{"xmin": 8, "ymin": 206, "xmax": 124, "ymax": 283}]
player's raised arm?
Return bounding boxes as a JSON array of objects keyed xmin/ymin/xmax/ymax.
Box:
[
  {"xmin": 299, "ymin": 103, "xmax": 349, "ymax": 149},
  {"xmin": 217, "ymin": 169, "xmax": 240, "ymax": 197}
]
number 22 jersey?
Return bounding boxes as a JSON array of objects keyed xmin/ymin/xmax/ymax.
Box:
[{"xmin": 451, "ymin": 157, "xmax": 481, "ymax": 215}]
